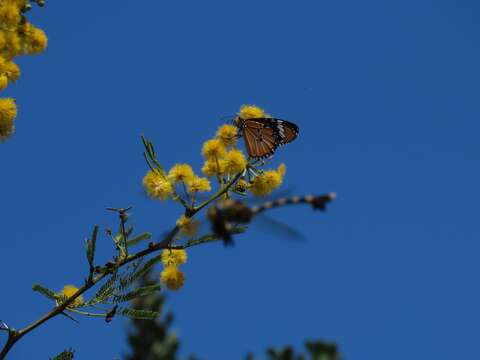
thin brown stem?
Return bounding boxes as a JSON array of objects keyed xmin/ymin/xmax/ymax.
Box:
[
  {"xmin": 0, "ymin": 171, "xmax": 243, "ymax": 359},
  {"xmin": 193, "ymin": 172, "xmax": 242, "ymax": 215},
  {"xmin": 0, "ymin": 222, "xmax": 180, "ymax": 359}
]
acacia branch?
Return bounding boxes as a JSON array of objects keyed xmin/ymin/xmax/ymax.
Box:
[
  {"xmin": 0, "ymin": 222, "xmax": 180, "ymax": 359},
  {"xmin": 0, "ymin": 169, "xmax": 268, "ymax": 359}
]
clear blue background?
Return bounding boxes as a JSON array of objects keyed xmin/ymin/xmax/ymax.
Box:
[{"xmin": 2, "ymin": 0, "xmax": 479, "ymax": 359}]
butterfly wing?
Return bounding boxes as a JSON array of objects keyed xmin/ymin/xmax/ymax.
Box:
[
  {"xmin": 239, "ymin": 118, "xmax": 299, "ymax": 159},
  {"xmin": 242, "ymin": 119, "xmax": 280, "ymax": 159},
  {"xmin": 274, "ymin": 119, "xmax": 299, "ymax": 145}
]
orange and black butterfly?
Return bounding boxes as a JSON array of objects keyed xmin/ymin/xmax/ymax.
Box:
[{"xmin": 235, "ymin": 117, "xmax": 299, "ymax": 159}]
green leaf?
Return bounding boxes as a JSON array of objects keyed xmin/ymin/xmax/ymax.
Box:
[
  {"xmin": 86, "ymin": 225, "xmax": 99, "ymax": 269},
  {"xmin": 121, "ymin": 307, "xmax": 159, "ymax": 320},
  {"xmin": 88, "ymin": 273, "xmax": 119, "ymax": 305},
  {"xmin": 32, "ymin": 284, "xmax": 59, "ymax": 301},
  {"xmin": 115, "ymin": 223, "xmax": 128, "ymax": 257},
  {"xmin": 112, "ymin": 260, "xmax": 141, "ymax": 290},
  {"xmin": 141, "ymin": 136, "xmax": 165, "ymax": 175},
  {"xmin": 127, "ymin": 255, "xmax": 162, "ymax": 284},
  {"xmin": 143, "ymin": 152, "xmax": 155, "ymax": 173},
  {"xmin": 125, "ymin": 226, "xmax": 134, "ymax": 239},
  {"xmin": 127, "ymin": 232, "xmax": 152, "ymax": 247},
  {"xmin": 50, "ymin": 349, "xmax": 74, "ymax": 360},
  {"xmin": 112, "ymin": 284, "xmax": 161, "ymax": 303},
  {"xmin": 142, "ymin": 137, "xmax": 157, "ymax": 169}
]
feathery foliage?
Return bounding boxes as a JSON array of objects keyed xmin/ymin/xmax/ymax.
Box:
[
  {"xmin": 246, "ymin": 341, "xmax": 340, "ymax": 360},
  {"xmin": 50, "ymin": 349, "xmax": 75, "ymax": 360},
  {"xmin": 32, "ymin": 284, "xmax": 60, "ymax": 301},
  {"xmin": 85, "ymin": 225, "xmax": 98, "ymax": 276}
]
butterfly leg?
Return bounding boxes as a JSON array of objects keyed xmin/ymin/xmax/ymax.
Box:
[{"xmin": 251, "ymin": 156, "xmax": 274, "ymax": 167}]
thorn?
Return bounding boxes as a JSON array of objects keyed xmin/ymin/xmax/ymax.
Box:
[
  {"xmin": 106, "ymin": 207, "xmax": 133, "ymax": 214},
  {"xmin": 0, "ymin": 320, "xmax": 9, "ymax": 331},
  {"xmin": 60, "ymin": 312, "xmax": 80, "ymax": 324}
]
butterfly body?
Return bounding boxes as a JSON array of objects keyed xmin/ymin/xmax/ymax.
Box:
[{"xmin": 236, "ymin": 117, "xmax": 299, "ymax": 159}]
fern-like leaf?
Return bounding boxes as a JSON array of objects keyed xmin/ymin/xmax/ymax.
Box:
[
  {"xmin": 50, "ymin": 348, "xmax": 74, "ymax": 360},
  {"xmin": 88, "ymin": 272, "xmax": 120, "ymax": 305},
  {"xmin": 127, "ymin": 232, "xmax": 152, "ymax": 247},
  {"xmin": 124, "ymin": 255, "xmax": 162, "ymax": 286},
  {"xmin": 86, "ymin": 225, "xmax": 98, "ymax": 270},
  {"xmin": 112, "ymin": 284, "xmax": 161, "ymax": 304},
  {"xmin": 116, "ymin": 260, "xmax": 144, "ymax": 293},
  {"xmin": 121, "ymin": 307, "xmax": 158, "ymax": 320},
  {"xmin": 32, "ymin": 284, "xmax": 59, "ymax": 301}
]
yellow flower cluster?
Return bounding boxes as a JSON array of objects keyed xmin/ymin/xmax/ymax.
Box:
[
  {"xmin": 168, "ymin": 163, "xmax": 194, "ymax": 183},
  {"xmin": 59, "ymin": 284, "xmax": 84, "ymax": 308},
  {"xmin": 176, "ymin": 214, "xmax": 200, "ymax": 237},
  {"xmin": 143, "ymin": 170, "xmax": 173, "ymax": 200},
  {"xmin": 201, "ymin": 124, "xmax": 247, "ymax": 178},
  {"xmin": 0, "ymin": 98, "xmax": 17, "ymax": 139},
  {"xmin": 237, "ymin": 104, "xmax": 268, "ymax": 120},
  {"xmin": 143, "ymin": 164, "xmax": 211, "ymax": 202},
  {"xmin": 0, "ymin": 0, "xmax": 47, "ymax": 140},
  {"xmin": 141, "ymin": 105, "xmax": 291, "ymax": 289},
  {"xmin": 250, "ymin": 163, "xmax": 286, "ymax": 196},
  {"xmin": 161, "ymin": 248, "xmax": 187, "ymax": 266},
  {"xmin": 160, "ymin": 249, "xmax": 187, "ymax": 290}
]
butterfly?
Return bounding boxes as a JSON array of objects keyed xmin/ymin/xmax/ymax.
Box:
[{"xmin": 235, "ymin": 118, "xmax": 299, "ymax": 159}]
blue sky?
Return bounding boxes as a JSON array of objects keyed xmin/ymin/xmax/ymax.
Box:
[{"xmin": 2, "ymin": 0, "xmax": 480, "ymax": 359}]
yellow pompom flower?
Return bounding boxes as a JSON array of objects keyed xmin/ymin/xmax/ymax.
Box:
[
  {"xmin": 4, "ymin": 60, "xmax": 20, "ymax": 82},
  {"xmin": 168, "ymin": 163, "xmax": 195, "ymax": 184},
  {"xmin": 216, "ymin": 124, "xmax": 238, "ymax": 147},
  {"xmin": 250, "ymin": 164, "xmax": 286, "ymax": 196},
  {"xmin": 26, "ymin": 27, "xmax": 48, "ymax": 54},
  {"xmin": 186, "ymin": 176, "xmax": 211, "ymax": 193},
  {"xmin": 59, "ymin": 285, "xmax": 84, "ymax": 308},
  {"xmin": 238, "ymin": 104, "xmax": 266, "ymax": 120},
  {"xmin": 161, "ymin": 248, "xmax": 188, "ymax": 266},
  {"xmin": 202, "ymin": 138, "xmax": 226, "ymax": 159},
  {"xmin": 224, "ymin": 149, "xmax": 247, "ymax": 174},
  {"xmin": 201, "ymin": 158, "xmax": 226, "ymax": 177},
  {"xmin": 7, "ymin": 0, "xmax": 28, "ymax": 6},
  {"xmin": 143, "ymin": 170, "xmax": 174, "ymax": 200},
  {"xmin": 160, "ymin": 265, "xmax": 185, "ymax": 290},
  {"xmin": 176, "ymin": 215, "xmax": 200, "ymax": 237},
  {"xmin": 2, "ymin": 32, "xmax": 21, "ymax": 58},
  {"xmin": 3, "ymin": 0, "xmax": 22, "ymax": 6},
  {"xmin": 0, "ymin": 98, "xmax": 17, "ymax": 140},
  {"xmin": 0, "ymin": 33, "xmax": 7, "ymax": 56},
  {"xmin": 277, "ymin": 163, "xmax": 286, "ymax": 177},
  {"xmin": 0, "ymin": 4, "xmax": 21, "ymax": 29},
  {"xmin": 0, "ymin": 75, "xmax": 7, "ymax": 91}
]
